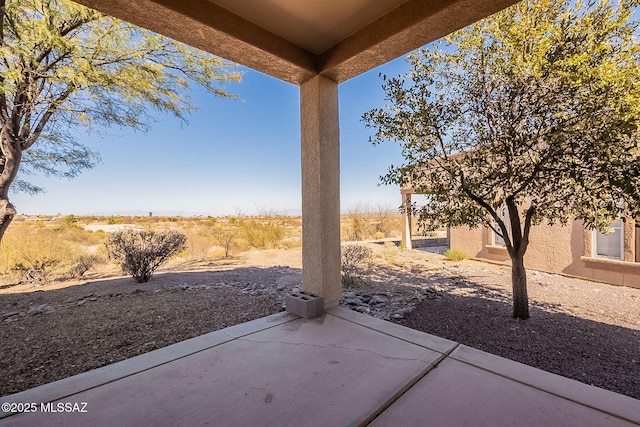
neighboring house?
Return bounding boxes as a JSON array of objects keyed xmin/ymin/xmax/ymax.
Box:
[{"xmin": 401, "ymin": 187, "xmax": 640, "ymax": 289}]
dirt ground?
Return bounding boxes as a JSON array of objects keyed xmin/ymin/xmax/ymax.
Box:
[{"xmin": 1, "ymin": 245, "xmax": 639, "ymax": 400}]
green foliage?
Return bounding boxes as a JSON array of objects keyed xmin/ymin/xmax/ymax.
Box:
[
  {"xmin": 0, "ymin": 0, "xmax": 240, "ymax": 241},
  {"xmin": 444, "ymin": 249, "xmax": 468, "ymax": 262},
  {"xmin": 63, "ymin": 215, "xmax": 80, "ymax": 228},
  {"xmin": 105, "ymin": 230, "xmax": 187, "ymax": 282},
  {"xmin": 363, "ymin": 0, "xmax": 640, "ymax": 319},
  {"xmin": 364, "ymin": 0, "xmax": 640, "ymax": 243}
]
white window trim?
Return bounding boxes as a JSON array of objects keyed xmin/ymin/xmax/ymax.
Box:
[{"xmin": 592, "ymin": 220, "xmax": 624, "ymax": 261}]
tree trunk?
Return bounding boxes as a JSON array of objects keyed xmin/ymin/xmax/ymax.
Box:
[
  {"xmin": 0, "ymin": 125, "xmax": 22, "ymax": 242},
  {"xmin": 511, "ymin": 254, "xmax": 529, "ymax": 319}
]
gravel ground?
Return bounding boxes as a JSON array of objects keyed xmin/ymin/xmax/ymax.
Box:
[{"xmin": 1, "ymin": 246, "xmax": 639, "ymax": 400}]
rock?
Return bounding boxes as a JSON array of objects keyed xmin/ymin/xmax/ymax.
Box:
[
  {"xmin": 77, "ymin": 300, "xmax": 87, "ymax": 306},
  {"xmin": 371, "ymin": 295, "xmax": 387, "ymax": 304},
  {"xmin": 393, "ymin": 308, "xmax": 410, "ymax": 319},
  {"xmin": 2, "ymin": 311, "xmax": 20, "ymax": 319},
  {"xmin": 27, "ymin": 306, "xmax": 42, "ymax": 315},
  {"xmin": 344, "ymin": 291, "xmax": 357, "ymax": 299},
  {"xmin": 356, "ymin": 306, "xmax": 370, "ymax": 314}
]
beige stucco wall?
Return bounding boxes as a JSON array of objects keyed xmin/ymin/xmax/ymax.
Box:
[{"xmin": 449, "ymin": 220, "xmax": 640, "ymax": 289}]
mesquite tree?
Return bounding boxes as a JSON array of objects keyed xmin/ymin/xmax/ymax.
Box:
[
  {"xmin": 0, "ymin": 0, "xmax": 240, "ymax": 240},
  {"xmin": 363, "ymin": 0, "xmax": 640, "ymax": 319}
]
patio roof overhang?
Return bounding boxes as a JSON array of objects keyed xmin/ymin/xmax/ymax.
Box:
[
  {"xmin": 72, "ymin": 0, "xmax": 519, "ymax": 85},
  {"xmin": 71, "ymin": 0, "xmax": 521, "ymax": 308}
]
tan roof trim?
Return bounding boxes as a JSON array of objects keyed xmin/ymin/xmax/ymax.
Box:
[
  {"xmin": 318, "ymin": 0, "xmax": 519, "ymax": 82},
  {"xmin": 73, "ymin": 0, "xmax": 520, "ymax": 85},
  {"xmin": 74, "ymin": 0, "xmax": 318, "ymax": 85}
]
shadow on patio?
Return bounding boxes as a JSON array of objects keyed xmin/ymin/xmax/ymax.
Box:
[{"xmin": 1, "ymin": 307, "xmax": 639, "ymax": 426}]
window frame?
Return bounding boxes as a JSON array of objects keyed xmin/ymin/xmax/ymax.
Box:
[
  {"xmin": 492, "ymin": 206, "xmax": 510, "ymax": 248},
  {"xmin": 592, "ymin": 219, "xmax": 624, "ymax": 261}
]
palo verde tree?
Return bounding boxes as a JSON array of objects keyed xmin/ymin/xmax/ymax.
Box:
[
  {"xmin": 0, "ymin": 0, "xmax": 240, "ymax": 240},
  {"xmin": 363, "ymin": 0, "xmax": 640, "ymax": 319}
]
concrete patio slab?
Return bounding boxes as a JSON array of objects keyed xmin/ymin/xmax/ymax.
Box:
[
  {"xmin": 450, "ymin": 345, "xmax": 640, "ymax": 425},
  {"xmin": 327, "ymin": 306, "xmax": 457, "ymax": 354},
  {"xmin": 370, "ymin": 357, "xmax": 637, "ymax": 427},
  {"xmin": 1, "ymin": 309, "xmax": 444, "ymax": 426},
  {"xmin": 1, "ymin": 308, "xmax": 638, "ymax": 427},
  {"xmin": 0, "ymin": 311, "xmax": 298, "ymax": 415}
]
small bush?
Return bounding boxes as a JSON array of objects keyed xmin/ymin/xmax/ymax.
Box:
[
  {"xmin": 444, "ymin": 248, "xmax": 468, "ymax": 262},
  {"xmin": 373, "ymin": 231, "xmax": 385, "ymax": 240},
  {"xmin": 213, "ymin": 228, "xmax": 239, "ymax": 257},
  {"xmin": 341, "ymin": 244, "xmax": 372, "ymax": 287},
  {"xmin": 181, "ymin": 228, "xmax": 215, "ymax": 260},
  {"xmin": 69, "ymin": 255, "xmax": 102, "ymax": 279},
  {"xmin": 378, "ymin": 241, "xmax": 399, "ymax": 261},
  {"xmin": 105, "ymin": 230, "xmax": 187, "ymax": 283},
  {"xmin": 242, "ymin": 219, "xmax": 285, "ymax": 249}
]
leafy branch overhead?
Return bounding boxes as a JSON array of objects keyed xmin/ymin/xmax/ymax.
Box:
[
  {"xmin": 0, "ymin": 0, "xmax": 241, "ymax": 240},
  {"xmin": 363, "ymin": 0, "xmax": 640, "ymax": 319}
]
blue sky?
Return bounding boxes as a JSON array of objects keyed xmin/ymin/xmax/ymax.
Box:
[{"xmin": 12, "ymin": 56, "xmax": 413, "ymax": 217}]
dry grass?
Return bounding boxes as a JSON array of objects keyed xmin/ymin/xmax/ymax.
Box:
[
  {"xmin": 1, "ymin": 215, "xmax": 306, "ymax": 284},
  {"xmin": 2, "ymin": 211, "xmax": 403, "ymax": 286}
]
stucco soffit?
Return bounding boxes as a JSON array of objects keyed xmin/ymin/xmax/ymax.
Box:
[{"xmin": 72, "ymin": 0, "xmax": 318, "ymax": 85}]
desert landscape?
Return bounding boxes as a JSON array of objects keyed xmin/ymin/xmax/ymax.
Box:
[{"xmin": 1, "ymin": 214, "xmax": 638, "ymax": 400}]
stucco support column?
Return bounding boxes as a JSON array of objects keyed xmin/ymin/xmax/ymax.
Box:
[
  {"xmin": 401, "ymin": 192, "xmax": 413, "ymax": 250},
  {"xmin": 300, "ymin": 75, "xmax": 341, "ymax": 308}
]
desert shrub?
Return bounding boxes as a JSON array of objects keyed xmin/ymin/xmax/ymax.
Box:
[
  {"xmin": 181, "ymin": 227, "xmax": 215, "ymax": 260},
  {"xmin": 378, "ymin": 241, "xmax": 400, "ymax": 261},
  {"xmin": 62, "ymin": 214, "xmax": 80, "ymax": 228},
  {"xmin": 242, "ymin": 219, "xmax": 285, "ymax": 249},
  {"xmin": 444, "ymin": 248, "xmax": 468, "ymax": 262},
  {"xmin": 212, "ymin": 228, "xmax": 239, "ymax": 257},
  {"xmin": 279, "ymin": 237, "xmax": 302, "ymax": 250},
  {"xmin": 105, "ymin": 230, "xmax": 187, "ymax": 283},
  {"xmin": 341, "ymin": 244, "xmax": 372, "ymax": 287},
  {"xmin": 107, "ymin": 216, "xmax": 123, "ymax": 225},
  {"xmin": 68, "ymin": 255, "xmax": 103, "ymax": 279},
  {"xmin": 343, "ymin": 213, "xmax": 366, "ymax": 241},
  {"xmin": 374, "ymin": 231, "xmax": 385, "ymax": 240}
]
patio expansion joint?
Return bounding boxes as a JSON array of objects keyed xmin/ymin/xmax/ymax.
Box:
[
  {"xmin": 235, "ymin": 336, "xmax": 439, "ymax": 365},
  {"xmin": 362, "ymin": 343, "xmax": 461, "ymax": 426},
  {"xmin": 326, "ymin": 310, "xmax": 457, "ymax": 354}
]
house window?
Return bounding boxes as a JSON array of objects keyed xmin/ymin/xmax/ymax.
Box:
[
  {"xmin": 492, "ymin": 206, "xmax": 510, "ymax": 247},
  {"xmin": 593, "ymin": 220, "xmax": 624, "ymax": 260}
]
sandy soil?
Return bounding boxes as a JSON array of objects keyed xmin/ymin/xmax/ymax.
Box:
[{"xmin": 1, "ymin": 245, "xmax": 638, "ymax": 399}]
